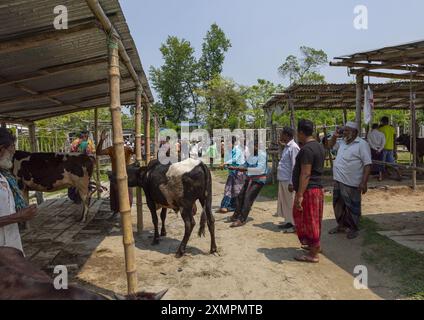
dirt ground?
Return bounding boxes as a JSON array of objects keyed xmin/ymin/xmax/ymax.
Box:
[{"xmin": 54, "ymin": 174, "xmax": 424, "ymax": 300}]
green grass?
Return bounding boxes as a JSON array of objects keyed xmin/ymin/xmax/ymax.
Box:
[{"xmin": 360, "ymin": 217, "xmax": 424, "ymax": 300}]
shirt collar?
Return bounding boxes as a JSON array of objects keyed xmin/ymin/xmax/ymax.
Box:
[{"xmin": 286, "ymin": 139, "xmax": 295, "ymax": 147}]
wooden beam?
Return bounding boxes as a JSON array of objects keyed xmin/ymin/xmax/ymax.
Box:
[
  {"xmin": 108, "ymin": 34, "xmax": 138, "ymax": 295},
  {"xmin": 0, "ymin": 21, "xmax": 99, "ymax": 54},
  {"xmin": 335, "ymin": 47, "xmax": 424, "ymax": 63},
  {"xmin": 350, "ymin": 69, "xmax": 424, "ymax": 81}
]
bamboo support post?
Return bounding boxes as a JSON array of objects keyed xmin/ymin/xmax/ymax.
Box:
[
  {"xmin": 108, "ymin": 35, "xmax": 137, "ymax": 295},
  {"xmin": 411, "ymin": 93, "xmax": 417, "ymax": 190},
  {"xmin": 28, "ymin": 123, "xmax": 43, "ymax": 204},
  {"xmin": 144, "ymin": 102, "xmax": 151, "ymax": 163},
  {"xmin": 154, "ymin": 114, "xmax": 159, "ymax": 160},
  {"xmin": 343, "ymin": 108, "xmax": 348, "ymax": 125},
  {"xmin": 94, "ymin": 108, "xmax": 101, "ymax": 199},
  {"xmin": 135, "ymin": 88, "xmax": 143, "ymax": 234},
  {"xmin": 355, "ymin": 73, "xmax": 364, "ymax": 133}
]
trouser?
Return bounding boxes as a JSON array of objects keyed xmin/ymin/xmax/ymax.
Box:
[
  {"xmin": 277, "ymin": 181, "xmax": 295, "ymax": 225},
  {"xmin": 110, "ymin": 178, "xmax": 133, "ymax": 213},
  {"xmin": 232, "ymin": 178, "xmax": 264, "ymax": 223},
  {"xmin": 371, "ymin": 148, "xmax": 383, "ymax": 174}
]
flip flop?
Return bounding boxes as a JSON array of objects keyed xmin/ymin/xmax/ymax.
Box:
[{"xmin": 294, "ymin": 255, "xmax": 319, "ymax": 263}]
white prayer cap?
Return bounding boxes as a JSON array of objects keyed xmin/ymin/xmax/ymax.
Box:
[{"xmin": 345, "ymin": 121, "xmax": 358, "ymax": 130}]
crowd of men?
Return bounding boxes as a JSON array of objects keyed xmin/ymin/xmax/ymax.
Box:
[{"xmin": 217, "ymin": 116, "xmax": 397, "ymax": 263}]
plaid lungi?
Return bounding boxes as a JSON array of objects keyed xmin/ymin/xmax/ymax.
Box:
[{"xmin": 333, "ymin": 181, "xmax": 362, "ymax": 231}]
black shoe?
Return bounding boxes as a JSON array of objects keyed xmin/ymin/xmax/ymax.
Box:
[{"xmin": 278, "ymin": 223, "xmax": 294, "ymax": 230}]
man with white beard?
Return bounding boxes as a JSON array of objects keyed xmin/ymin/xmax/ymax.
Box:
[{"xmin": 0, "ymin": 128, "xmax": 37, "ymax": 253}]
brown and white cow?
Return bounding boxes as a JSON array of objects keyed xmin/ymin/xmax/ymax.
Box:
[
  {"xmin": 0, "ymin": 246, "xmax": 167, "ymax": 300},
  {"xmin": 12, "ymin": 151, "xmax": 96, "ymax": 222},
  {"xmin": 122, "ymin": 158, "xmax": 217, "ymax": 258}
]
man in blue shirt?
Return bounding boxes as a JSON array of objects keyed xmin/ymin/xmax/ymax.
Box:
[
  {"xmin": 277, "ymin": 127, "xmax": 300, "ymax": 233},
  {"xmin": 227, "ymin": 137, "xmax": 269, "ymax": 228}
]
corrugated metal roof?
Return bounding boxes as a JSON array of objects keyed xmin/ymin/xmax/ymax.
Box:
[
  {"xmin": 263, "ymin": 82, "xmax": 424, "ymax": 111},
  {"xmin": 0, "ymin": 0, "xmax": 153, "ymax": 123}
]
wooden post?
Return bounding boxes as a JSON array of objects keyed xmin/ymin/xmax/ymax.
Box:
[
  {"xmin": 289, "ymin": 97, "xmax": 296, "ymax": 131},
  {"xmin": 135, "ymin": 88, "xmax": 143, "ymax": 234},
  {"xmin": 94, "ymin": 108, "xmax": 101, "ymax": 199},
  {"xmin": 108, "ymin": 35, "xmax": 137, "ymax": 295},
  {"xmin": 154, "ymin": 114, "xmax": 159, "ymax": 160},
  {"xmin": 343, "ymin": 108, "xmax": 348, "ymax": 125},
  {"xmin": 411, "ymin": 92, "xmax": 417, "ymax": 190},
  {"xmin": 355, "ymin": 73, "xmax": 364, "ymax": 134},
  {"xmin": 288, "ymin": 95, "xmax": 297, "ymax": 143},
  {"xmin": 144, "ymin": 102, "xmax": 151, "ymax": 163},
  {"xmin": 28, "ymin": 123, "xmax": 44, "ymax": 204}
]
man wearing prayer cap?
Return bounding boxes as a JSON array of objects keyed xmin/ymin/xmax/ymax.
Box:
[{"xmin": 326, "ymin": 121, "xmax": 372, "ymax": 239}]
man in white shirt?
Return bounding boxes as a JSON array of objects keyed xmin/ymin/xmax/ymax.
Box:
[
  {"xmin": 326, "ymin": 122, "xmax": 372, "ymax": 240},
  {"xmin": 276, "ymin": 127, "xmax": 300, "ymax": 233},
  {"xmin": 0, "ymin": 128, "xmax": 37, "ymax": 253},
  {"xmin": 367, "ymin": 123, "xmax": 386, "ymax": 181}
]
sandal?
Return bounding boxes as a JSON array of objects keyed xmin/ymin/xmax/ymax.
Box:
[
  {"xmin": 230, "ymin": 219, "xmax": 245, "ymax": 228},
  {"xmin": 328, "ymin": 226, "xmax": 346, "ymax": 234},
  {"xmin": 294, "ymin": 254, "xmax": 319, "ymax": 263},
  {"xmin": 301, "ymin": 245, "xmax": 323, "ymax": 253}
]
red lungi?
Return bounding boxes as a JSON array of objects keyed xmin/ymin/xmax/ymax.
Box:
[{"xmin": 293, "ymin": 188, "xmax": 324, "ymax": 248}]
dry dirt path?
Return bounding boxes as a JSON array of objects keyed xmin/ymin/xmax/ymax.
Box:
[{"xmin": 74, "ymin": 173, "xmax": 401, "ymax": 300}]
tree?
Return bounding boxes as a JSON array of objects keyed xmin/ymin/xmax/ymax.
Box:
[
  {"xmin": 278, "ymin": 46, "xmax": 328, "ymax": 85},
  {"xmin": 197, "ymin": 76, "xmax": 247, "ymax": 130},
  {"xmin": 149, "ymin": 36, "xmax": 200, "ymax": 123},
  {"xmin": 199, "ymin": 23, "xmax": 232, "ymax": 83},
  {"xmin": 244, "ymin": 79, "xmax": 284, "ymax": 128}
]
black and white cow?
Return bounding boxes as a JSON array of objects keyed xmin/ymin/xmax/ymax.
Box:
[
  {"xmin": 125, "ymin": 158, "xmax": 217, "ymax": 258},
  {"xmin": 12, "ymin": 151, "xmax": 97, "ymax": 222}
]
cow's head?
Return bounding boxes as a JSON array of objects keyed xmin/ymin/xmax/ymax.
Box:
[{"xmin": 396, "ymin": 134, "xmax": 410, "ymax": 147}]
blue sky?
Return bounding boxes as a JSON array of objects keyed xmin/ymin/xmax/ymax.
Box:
[{"xmin": 121, "ymin": 0, "xmax": 423, "ymax": 93}]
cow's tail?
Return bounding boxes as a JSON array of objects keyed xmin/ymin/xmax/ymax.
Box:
[{"xmin": 198, "ymin": 162, "xmax": 213, "ymax": 238}]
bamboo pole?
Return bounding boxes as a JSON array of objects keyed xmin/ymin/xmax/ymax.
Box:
[
  {"xmin": 144, "ymin": 102, "xmax": 151, "ymax": 163},
  {"xmin": 108, "ymin": 35, "xmax": 137, "ymax": 295},
  {"xmin": 28, "ymin": 123, "xmax": 44, "ymax": 205},
  {"xmin": 154, "ymin": 114, "xmax": 159, "ymax": 160},
  {"xmin": 355, "ymin": 73, "xmax": 364, "ymax": 133},
  {"xmin": 411, "ymin": 92, "xmax": 417, "ymax": 190},
  {"xmin": 343, "ymin": 108, "xmax": 348, "ymax": 125},
  {"xmin": 94, "ymin": 108, "xmax": 101, "ymax": 199},
  {"xmin": 135, "ymin": 88, "xmax": 143, "ymax": 234}
]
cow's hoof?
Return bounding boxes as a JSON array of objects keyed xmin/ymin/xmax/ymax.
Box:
[
  {"xmin": 151, "ymin": 239, "xmax": 160, "ymax": 246},
  {"xmin": 210, "ymin": 248, "xmax": 218, "ymax": 255},
  {"xmin": 160, "ymin": 231, "xmax": 167, "ymax": 237},
  {"xmin": 175, "ymin": 251, "xmax": 184, "ymax": 258}
]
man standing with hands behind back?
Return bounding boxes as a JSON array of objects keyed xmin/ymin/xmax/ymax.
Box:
[
  {"xmin": 97, "ymin": 130, "xmax": 134, "ymax": 218},
  {"xmin": 276, "ymin": 127, "xmax": 300, "ymax": 233}
]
